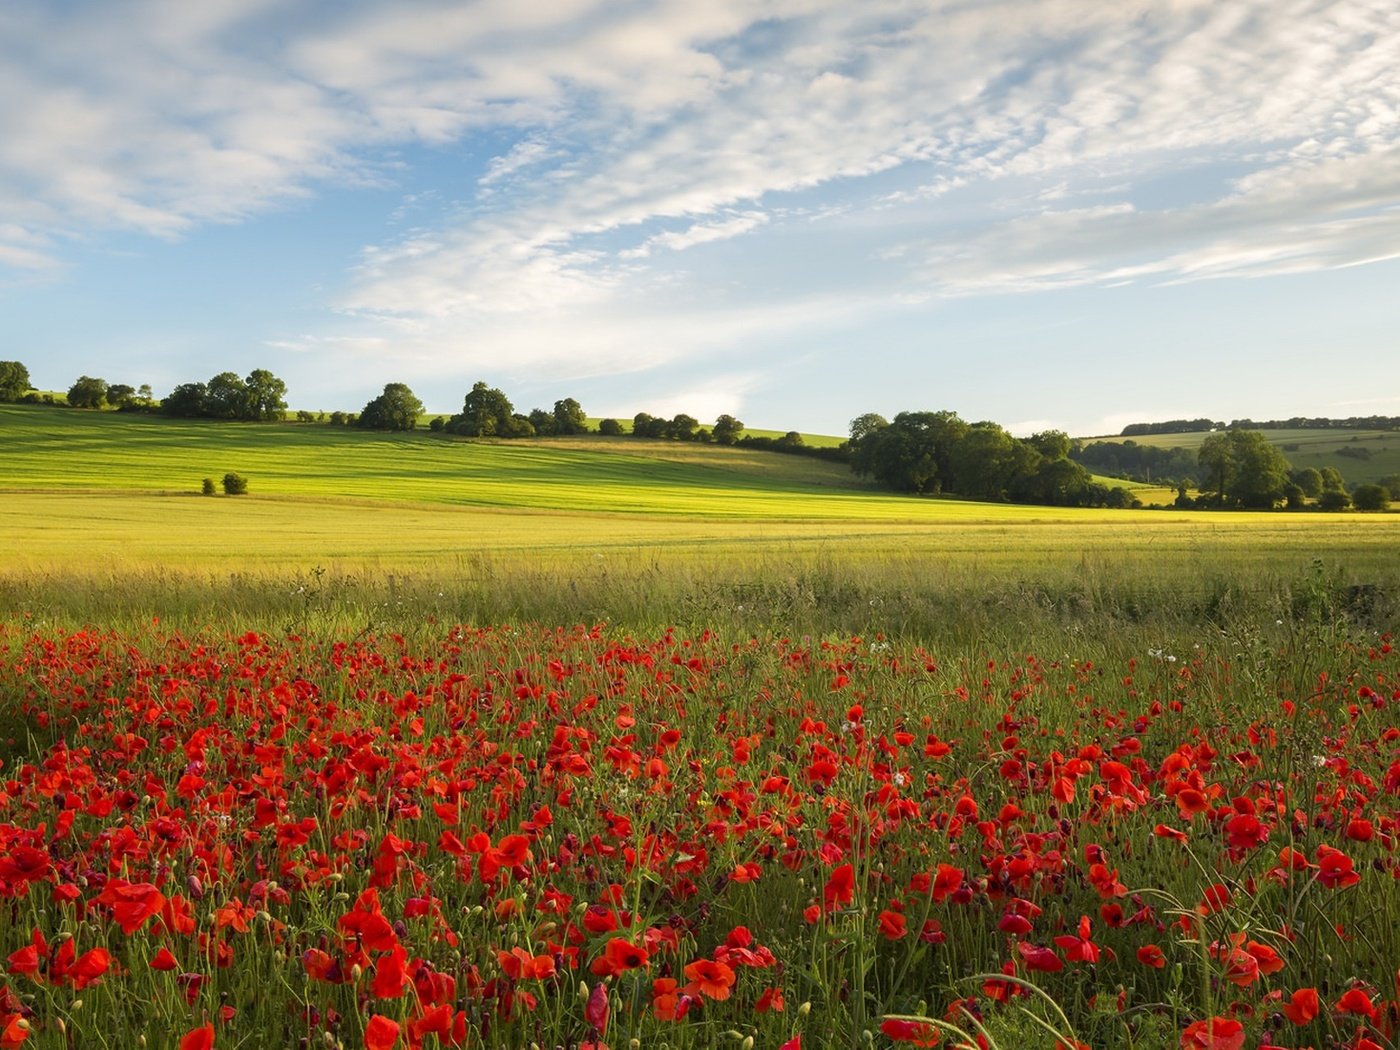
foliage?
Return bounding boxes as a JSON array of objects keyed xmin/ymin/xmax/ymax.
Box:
[
  {"xmin": 66, "ymin": 375, "xmax": 108, "ymax": 409},
  {"xmin": 1318, "ymin": 488, "xmax": 1351, "ymax": 511},
  {"xmin": 598, "ymin": 418, "xmax": 623, "ymax": 436},
  {"xmin": 1197, "ymin": 430, "xmax": 1292, "ymax": 508},
  {"xmin": 448, "ymin": 381, "xmax": 515, "ymax": 436},
  {"xmin": 161, "ymin": 369, "xmax": 289, "ymax": 421},
  {"xmin": 848, "ymin": 411, "xmax": 1132, "ymax": 508},
  {"xmin": 0, "ymin": 360, "xmax": 30, "ymax": 401},
  {"xmin": 1291, "ymin": 467, "xmax": 1323, "ymax": 498},
  {"xmin": 221, "ymin": 471, "xmax": 248, "ymax": 495},
  {"xmin": 358, "ymin": 382, "xmax": 425, "ymax": 431},
  {"xmin": 201, "ymin": 477, "xmax": 216, "ymax": 496},
  {"xmin": 552, "ymin": 397, "xmax": 588, "ymax": 435},
  {"xmin": 713, "ymin": 414, "xmax": 744, "ymax": 445},
  {"xmin": 1352, "ymin": 484, "xmax": 1390, "ymax": 511}
]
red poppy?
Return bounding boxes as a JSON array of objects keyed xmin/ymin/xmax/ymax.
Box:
[
  {"xmin": 364, "ymin": 1015, "xmax": 399, "ymax": 1050},
  {"xmin": 1136, "ymin": 944, "xmax": 1166, "ymax": 969},
  {"xmin": 683, "ymin": 959, "xmax": 737, "ymax": 1001},
  {"xmin": 880, "ymin": 1018, "xmax": 941, "ymax": 1046},
  {"xmin": 1180, "ymin": 1016, "xmax": 1244, "ymax": 1050},
  {"xmin": 179, "ymin": 1024, "xmax": 214, "ymax": 1050},
  {"xmin": 1281, "ymin": 987, "xmax": 1319, "ymax": 1025}
]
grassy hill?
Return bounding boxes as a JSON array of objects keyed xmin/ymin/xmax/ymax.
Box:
[{"xmin": 1082, "ymin": 428, "xmax": 1400, "ymax": 487}]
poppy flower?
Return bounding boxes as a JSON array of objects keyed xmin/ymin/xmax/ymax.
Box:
[
  {"xmin": 364, "ymin": 1015, "xmax": 399, "ymax": 1050},
  {"xmin": 179, "ymin": 1024, "xmax": 214, "ymax": 1050},
  {"xmin": 1180, "ymin": 1016, "xmax": 1244, "ymax": 1050},
  {"xmin": 1281, "ymin": 987, "xmax": 1318, "ymax": 1025},
  {"xmin": 1053, "ymin": 916, "xmax": 1101, "ymax": 964},
  {"xmin": 590, "ymin": 938, "xmax": 649, "ymax": 976},
  {"xmin": 880, "ymin": 1019, "xmax": 941, "ymax": 1046},
  {"xmin": 1136, "ymin": 944, "xmax": 1166, "ymax": 969},
  {"xmin": 1335, "ymin": 987, "xmax": 1377, "ymax": 1018},
  {"xmin": 585, "ymin": 982, "xmax": 609, "ymax": 1036},
  {"xmin": 683, "ymin": 959, "xmax": 737, "ymax": 1001}
]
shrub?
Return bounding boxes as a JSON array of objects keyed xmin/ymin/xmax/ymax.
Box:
[
  {"xmin": 222, "ymin": 473, "xmax": 249, "ymax": 496},
  {"xmin": 201, "ymin": 478, "xmax": 216, "ymax": 496},
  {"xmin": 598, "ymin": 418, "xmax": 623, "ymax": 436},
  {"xmin": 1352, "ymin": 484, "xmax": 1390, "ymax": 512},
  {"xmin": 1317, "ymin": 488, "xmax": 1350, "ymax": 511}
]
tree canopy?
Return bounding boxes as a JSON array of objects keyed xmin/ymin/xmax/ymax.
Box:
[
  {"xmin": 67, "ymin": 375, "xmax": 108, "ymax": 409},
  {"xmin": 0, "ymin": 360, "xmax": 30, "ymax": 401},
  {"xmin": 161, "ymin": 369, "xmax": 289, "ymax": 421},
  {"xmin": 1197, "ymin": 430, "xmax": 1292, "ymax": 508},
  {"xmin": 358, "ymin": 383, "xmax": 425, "ymax": 431}
]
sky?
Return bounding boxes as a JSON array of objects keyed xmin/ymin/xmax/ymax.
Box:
[{"xmin": 3, "ymin": 0, "xmax": 1399, "ymax": 437}]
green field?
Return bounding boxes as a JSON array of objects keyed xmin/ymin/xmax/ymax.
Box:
[
  {"xmin": 4, "ymin": 403, "xmax": 1398, "ymax": 637},
  {"xmin": 1085, "ymin": 427, "xmax": 1400, "ymax": 486}
]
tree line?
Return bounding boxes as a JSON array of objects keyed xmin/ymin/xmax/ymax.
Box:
[
  {"xmin": 1122, "ymin": 415, "xmax": 1400, "ymax": 436},
  {"xmin": 845, "ymin": 410, "xmax": 1139, "ymax": 508}
]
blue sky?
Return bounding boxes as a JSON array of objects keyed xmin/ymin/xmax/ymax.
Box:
[{"xmin": 3, "ymin": 0, "xmax": 1399, "ymax": 436}]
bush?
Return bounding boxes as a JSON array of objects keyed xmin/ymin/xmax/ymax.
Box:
[
  {"xmin": 598, "ymin": 418, "xmax": 623, "ymax": 436},
  {"xmin": 1317, "ymin": 488, "xmax": 1350, "ymax": 511},
  {"xmin": 222, "ymin": 473, "xmax": 249, "ymax": 496},
  {"xmin": 1352, "ymin": 484, "xmax": 1390, "ymax": 512},
  {"xmin": 201, "ymin": 478, "xmax": 216, "ymax": 496}
]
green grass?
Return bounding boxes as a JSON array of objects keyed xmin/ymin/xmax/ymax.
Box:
[
  {"xmin": 1084, "ymin": 427, "xmax": 1400, "ymax": 486},
  {"xmin": 4, "ymin": 403, "xmax": 1397, "ymax": 637}
]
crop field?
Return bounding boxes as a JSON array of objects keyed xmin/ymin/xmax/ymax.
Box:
[{"xmin": 3, "ymin": 404, "xmax": 1400, "ymax": 1050}]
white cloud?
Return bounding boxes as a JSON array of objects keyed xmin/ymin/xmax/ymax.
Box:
[{"xmin": 2, "ymin": 0, "xmax": 1398, "ymax": 402}]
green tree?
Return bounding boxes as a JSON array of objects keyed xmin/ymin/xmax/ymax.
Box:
[
  {"xmin": 1228, "ymin": 430, "xmax": 1291, "ymax": 508},
  {"xmin": 598, "ymin": 418, "xmax": 623, "ymax": 436},
  {"xmin": 527, "ymin": 408, "xmax": 557, "ymax": 435},
  {"xmin": 222, "ymin": 472, "xmax": 249, "ymax": 495},
  {"xmin": 67, "ymin": 375, "xmax": 108, "ymax": 409},
  {"xmin": 1320, "ymin": 466, "xmax": 1346, "ymax": 492},
  {"xmin": 712, "ymin": 414, "xmax": 744, "ymax": 445},
  {"xmin": 205, "ymin": 372, "xmax": 247, "ymax": 419},
  {"xmin": 106, "ymin": 383, "xmax": 136, "ymax": 408},
  {"xmin": 1352, "ymin": 484, "xmax": 1390, "ymax": 512},
  {"xmin": 358, "ymin": 383, "xmax": 425, "ymax": 431},
  {"xmin": 947, "ymin": 422, "xmax": 1034, "ymax": 501},
  {"xmin": 0, "ymin": 360, "xmax": 31, "ymax": 401},
  {"xmin": 452, "ymin": 381, "xmax": 515, "ymax": 436},
  {"xmin": 243, "ymin": 369, "xmax": 288, "ymax": 421},
  {"xmin": 1291, "ymin": 467, "xmax": 1323, "ymax": 498},
  {"xmin": 1197, "ymin": 432, "xmax": 1233, "ymax": 504},
  {"xmin": 667, "ymin": 414, "xmax": 699, "ymax": 441},
  {"xmin": 1317, "ymin": 488, "xmax": 1350, "ymax": 511},
  {"xmin": 552, "ymin": 398, "xmax": 588, "ymax": 435},
  {"xmin": 632, "ymin": 412, "xmax": 665, "ymax": 438},
  {"xmin": 162, "ymin": 382, "xmax": 208, "ymax": 417}
]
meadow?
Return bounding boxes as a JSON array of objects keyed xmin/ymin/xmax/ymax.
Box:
[{"xmin": 1, "ymin": 404, "xmax": 1399, "ymax": 1050}]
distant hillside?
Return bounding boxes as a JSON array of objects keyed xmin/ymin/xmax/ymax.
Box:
[{"xmin": 1076, "ymin": 428, "xmax": 1400, "ymax": 489}]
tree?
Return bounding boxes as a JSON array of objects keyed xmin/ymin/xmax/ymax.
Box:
[
  {"xmin": 222, "ymin": 472, "xmax": 249, "ymax": 495},
  {"xmin": 0, "ymin": 360, "xmax": 31, "ymax": 402},
  {"xmin": 242, "ymin": 369, "xmax": 288, "ymax": 421},
  {"xmin": 527, "ymin": 408, "xmax": 556, "ymax": 435},
  {"xmin": 106, "ymin": 383, "xmax": 136, "ymax": 408},
  {"xmin": 1317, "ymin": 488, "xmax": 1350, "ymax": 511},
  {"xmin": 1352, "ymin": 484, "xmax": 1390, "ymax": 512},
  {"xmin": 667, "ymin": 414, "xmax": 699, "ymax": 441},
  {"xmin": 1319, "ymin": 467, "xmax": 1346, "ymax": 492},
  {"xmin": 67, "ymin": 375, "xmax": 108, "ymax": 409},
  {"xmin": 1228, "ymin": 430, "xmax": 1291, "ymax": 508},
  {"xmin": 451, "ymin": 381, "xmax": 515, "ymax": 436},
  {"xmin": 358, "ymin": 383, "xmax": 425, "ymax": 431},
  {"xmin": 1291, "ymin": 468, "xmax": 1323, "ymax": 498},
  {"xmin": 631, "ymin": 412, "xmax": 666, "ymax": 438},
  {"xmin": 598, "ymin": 418, "xmax": 623, "ymax": 436},
  {"xmin": 162, "ymin": 383, "xmax": 208, "ymax": 417},
  {"xmin": 712, "ymin": 414, "xmax": 744, "ymax": 446},
  {"xmin": 1196, "ymin": 430, "xmax": 1291, "ymax": 508},
  {"xmin": 205, "ymin": 372, "xmax": 247, "ymax": 419},
  {"xmin": 552, "ymin": 398, "xmax": 588, "ymax": 435},
  {"xmin": 201, "ymin": 478, "xmax": 216, "ymax": 496}
]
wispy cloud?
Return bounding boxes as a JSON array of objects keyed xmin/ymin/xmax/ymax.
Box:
[{"xmin": 2, "ymin": 0, "xmax": 1398, "ymax": 422}]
